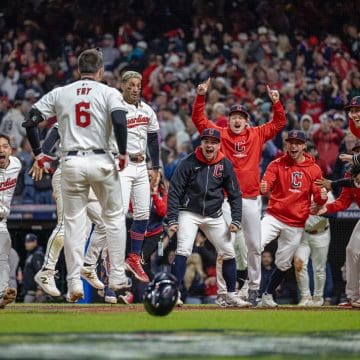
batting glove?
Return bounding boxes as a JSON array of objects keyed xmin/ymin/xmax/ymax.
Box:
[
  {"xmin": 118, "ymin": 153, "xmax": 129, "ymax": 171},
  {"xmin": 35, "ymin": 153, "xmax": 57, "ymax": 170}
]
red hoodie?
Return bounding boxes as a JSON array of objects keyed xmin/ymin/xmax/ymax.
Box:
[
  {"xmin": 262, "ymin": 153, "xmax": 326, "ymax": 227},
  {"xmin": 192, "ymin": 95, "xmax": 286, "ymax": 198},
  {"xmin": 326, "ymin": 173, "xmax": 360, "ymax": 213}
]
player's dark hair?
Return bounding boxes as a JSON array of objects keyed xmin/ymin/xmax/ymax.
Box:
[
  {"xmin": 0, "ymin": 133, "xmax": 11, "ymax": 145},
  {"xmin": 78, "ymin": 48, "xmax": 103, "ymax": 74}
]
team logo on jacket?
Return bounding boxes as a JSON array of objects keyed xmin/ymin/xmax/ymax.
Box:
[
  {"xmin": 291, "ymin": 171, "xmax": 302, "ymax": 188},
  {"xmin": 234, "ymin": 141, "xmax": 246, "ymax": 158},
  {"xmin": 213, "ymin": 164, "xmax": 223, "ymax": 178}
]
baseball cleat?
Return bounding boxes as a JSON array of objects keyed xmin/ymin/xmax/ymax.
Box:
[
  {"xmin": 104, "ymin": 288, "xmax": 117, "ymax": 304},
  {"xmin": 35, "ymin": 269, "xmax": 61, "ymax": 297},
  {"xmin": 215, "ymin": 294, "xmax": 227, "ymax": 308},
  {"xmin": 176, "ymin": 292, "xmax": 183, "ymax": 307},
  {"xmin": 312, "ymin": 296, "xmax": 324, "ymax": 307},
  {"xmin": 351, "ymin": 299, "xmax": 360, "ymax": 308},
  {"xmin": 109, "ymin": 277, "xmax": 132, "ymax": 292},
  {"xmin": 118, "ymin": 290, "xmax": 134, "ymax": 305},
  {"xmin": 0, "ymin": 288, "xmax": 17, "ymax": 308},
  {"xmin": 298, "ymin": 295, "xmax": 313, "ymax": 306},
  {"xmin": 258, "ymin": 293, "xmax": 278, "ymax": 308},
  {"xmin": 337, "ymin": 300, "xmax": 353, "ymax": 309},
  {"xmin": 66, "ymin": 281, "xmax": 84, "ymax": 303},
  {"xmin": 80, "ymin": 265, "xmax": 104, "ymax": 290},
  {"xmin": 247, "ymin": 289, "xmax": 260, "ymax": 307},
  {"xmin": 125, "ymin": 254, "xmax": 150, "ymax": 283},
  {"xmin": 226, "ymin": 294, "xmax": 252, "ymax": 308}
]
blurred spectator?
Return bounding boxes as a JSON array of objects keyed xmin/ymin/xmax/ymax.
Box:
[
  {"xmin": 260, "ymin": 251, "xmax": 275, "ymax": 295},
  {"xmin": 0, "ymin": 100, "xmax": 26, "ymax": 150},
  {"xmin": 17, "ymin": 138, "xmax": 35, "ymax": 204},
  {"xmin": 183, "ymin": 253, "xmax": 206, "ymax": 304},
  {"xmin": 22, "ymin": 233, "xmax": 46, "ymax": 303},
  {"xmin": 300, "ymin": 88, "xmax": 325, "ymax": 124},
  {"xmin": 312, "ymin": 116, "xmax": 345, "ymax": 177}
]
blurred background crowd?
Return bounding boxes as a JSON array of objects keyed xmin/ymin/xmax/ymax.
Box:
[{"xmin": 1, "ymin": 0, "xmax": 359, "ymax": 304}]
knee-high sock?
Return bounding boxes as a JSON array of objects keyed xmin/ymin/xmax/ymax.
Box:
[
  {"xmin": 222, "ymin": 258, "xmax": 237, "ymax": 293},
  {"xmin": 130, "ymin": 220, "xmax": 148, "ymax": 255},
  {"xmin": 265, "ymin": 267, "xmax": 286, "ymax": 294},
  {"xmin": 172, "ymin": 255, "xmax": 187, "ymax": 286}
]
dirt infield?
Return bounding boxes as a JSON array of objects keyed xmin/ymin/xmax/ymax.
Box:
[{"xmin": 6, "ymin": 304, "xmax": 357, "ymax": 313}]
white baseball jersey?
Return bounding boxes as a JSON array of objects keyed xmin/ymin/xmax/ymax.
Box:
[
  {"xmin": 0, "ymin": 156, "xmax": 21, "ymax": 229},
  {"xmin": 33, "ymin": 80, "xmax": 126, "ymax": 151},
  {"xmin": 118, "ymin": 99, "xmax": 159, "ymax": 154}
]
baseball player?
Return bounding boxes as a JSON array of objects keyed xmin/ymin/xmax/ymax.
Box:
[
  {"xmin": 84, "ymin": 70, "xmax": 160, "ymax": 283},
  {"xmin": 22, "ymin": 48, "xmax": 130, "ymax": 302},
  {"xmin": 259, "ymin": 130, "xmax": 327, "ymax": 307},
  {"xmin": 167, "ymin": 128, "xmax": 251, "ymax": 308},
  {"xmin": 31, "ymin": 124, "xmax": 109, "ymax": 299},
  {"xmin": 192, "ymin": 78, "xmax": 286, "ymax": 305},
  {"xmin": 294, "ymin": 193, "xmax": 334, "ymax": 306},
  {"xmin": 0, "ymin": 134, "xmax": 22, "ymax": 308},
  {"xmin": 315, "ymin": 165, "xmax": 360, "ymax": 308}
]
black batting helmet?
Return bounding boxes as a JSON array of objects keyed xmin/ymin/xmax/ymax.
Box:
[{"xmin": 143, "ymin": 272, "xmax": 179, "ymax": 316}]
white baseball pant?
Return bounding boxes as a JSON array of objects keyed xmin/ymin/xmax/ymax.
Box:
[
  {"xmin": 345, "ymin": 220, "xmax": 360, "ymax": 301},
  {"xmin": 119, "ymin": 162, "xmax": 150, "ymax": 220},
  {"xmin": 294, "ymin": 228, "xmax": 330, "ymax": 298},
  {"xmin": 84, "ymin": 161, "xmax": 150, "ymax": 263},
  {"xmin": 83, "ymin": 199, "xmax": 107, "ymax": 265},
  {"xmin": 61, "ymin": 152, "xmax": 127, "ymax": 288},
  {"xmin": 261, "ymin": 214, "xmax": 304, "ymax": 271},
  {"xmin": 176, "ymin": 211, "xmax": 235, "ymax": 259},
  {"xmin": 216, "ymin": 199, "xmax": 247, "ymax": 295},
  {"xmin": 0, "ymin": 229, "xmax": 11, "ymax": 298},
  {"xmin": 42, "ymin": 170, "xmax": 107, "ymax": 271},
  {"xmin": 242, "ymin": 197, "xmax": 262, "ymax": 290},
  {"xmin": 42, "ymin": 168, "xmax": 64, "ymax": 271}
]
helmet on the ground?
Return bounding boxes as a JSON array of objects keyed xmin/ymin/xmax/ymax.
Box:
[{"xmin": 143, "ymin": 272, "xmax": 179, "ymax": 316}]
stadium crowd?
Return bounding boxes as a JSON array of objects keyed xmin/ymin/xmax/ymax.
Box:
[{"xmin": 0, "ymin": 0, "xmax": 359, "ymax": 305}]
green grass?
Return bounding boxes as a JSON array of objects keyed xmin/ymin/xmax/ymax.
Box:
[{"xmin": 1, "ymin": 304, "xmax": 360, "ymax": 334}]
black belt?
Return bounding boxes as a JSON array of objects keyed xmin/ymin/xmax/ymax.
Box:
[
  {"xmin": 305, "ymin": 226, "xmax": 329, "ymax": 235},
  {"xmin": 129, "ymin": 153, "xmax": 145, "ymax": 163},
  {"xmin": 66, "ymin": 149, "xmax": 106, "ymax": 156}
]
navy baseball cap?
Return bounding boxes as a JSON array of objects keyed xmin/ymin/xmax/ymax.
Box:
[
  {"xmin": 25, "ymin": 233, "xmax": 38, "ymax": 242},
  {"xmin": 344, "ymin": 96, "xmax": 360, "ymax": 111},
  {"xmin": 285, "ymin": 130, "xmax": 306, "ymax": 143},
  {"xmin": 229, "ymin": 104, "xmax": 250, "ymax": 119},
  {"xmin": 200, "ymin": 128, "xmax": 221, "ymax": 142}
]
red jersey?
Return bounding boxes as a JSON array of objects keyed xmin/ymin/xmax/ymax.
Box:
[
  {"xmin": 326, "ymin": 175, "xmax": 360, "ymax": 213},
  {"xmin": 350, "ymin": 120, "xmax": 360, "ymax": 138},
  {"xmin": 262, "ymin": 153, "xmax": 326, "ymax": 227},
  {"xmin": 192, "ymin": 95, "xmax": 286, "ymax": 198}
]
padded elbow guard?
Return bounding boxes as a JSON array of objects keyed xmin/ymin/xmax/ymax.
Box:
[{"xmin": 22, "ymin": 108, "xmax": 44, "ymax": 128}]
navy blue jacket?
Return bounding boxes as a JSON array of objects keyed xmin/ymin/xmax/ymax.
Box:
[{"xmin": 167, "ymin": 148, "xmax": 242, "ymax": 227}]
